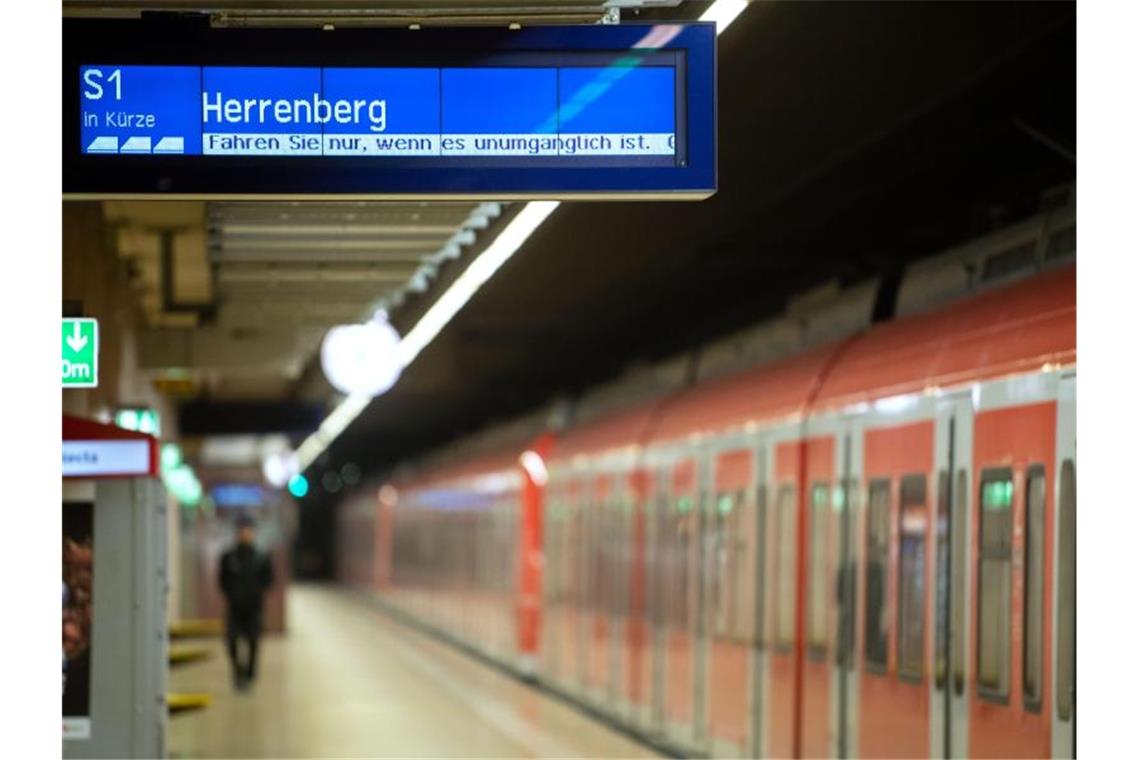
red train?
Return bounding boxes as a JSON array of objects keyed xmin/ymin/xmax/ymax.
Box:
[{"xmin": 337, "ymin": 216, "xmax": 1075, "ymax": 758}]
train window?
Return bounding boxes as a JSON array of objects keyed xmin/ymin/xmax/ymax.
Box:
[
  {"xmin": 568, "ymin": 495, "xmax": 583, "ymax": 609},
  {"xmin": 596, "ymin": 500, "xmax": 611, "ymax": 613},
  {"xmin": 775, "ymin": 485, "xmax": 797, "ymax": 649},
  {"xmin": 1023, "ymin": 466, "xmax": 1046, "ymax": 711},
  {"xmin": 897, "ymin": 474, "xmax": 927, "ymax": 682},
  {"xmin": 836, "ymin": 479, "xmax": 857, "ymax": 670},
  {"xmin": 1057, "ymin": 460, "xmax": 1076, "ymax": 721},
  {"xmin": 608, "ymin": 499, "xmax": 623, "ymax": 616},
  {"xmin": 670, "ymin": 495, "xmax": 696, "ymax": 629},
  {"xmin": 651, "ymin": 492, "xmax": 669, "ymax": 628},
  {"xmin": 982, "ymin": 241, "xmax": 1037, "ymax": 281},
  {"xmin": 713, "ymin": 490, "xmax": 749, "ymax": 640},
  {"xmin": 977, "ymin": 468, "xmax": 1013, "ymax": 702},
  {"xmin": 951, "ymin": 469, "xmax": 968, "ymax": 694},
  {"xmin": 618, "ymin": 498, "xmax": 633, "ymax": 618},
  {"xmin": 1045, "ymin": 224, "xmax": 1076, "ymax": 261},
  {"xmin": 584, "ymin": 498, "xmax": 597, "ymax": 612},
  {"xmin": 754, "ymin": 484, "xmax": 768, "ymax": 649},
  {"xmin": 864, "ymin": 479, "xmax": 890, "ymax": 672},
  {"xmin": 807, "ymin": 482, "xmax": 830, "ymax": 659},
  {"xmin": 935, "ymin": 471, "xmax": 950, "ymax": 688}
]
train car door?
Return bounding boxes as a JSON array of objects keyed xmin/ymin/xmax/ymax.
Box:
[
  {"xmin": 567, "ymin": 476, "xmax": 588, "ymax": 698},
  {"xmin": 766, "ymin": 431, "xmax": 836, "ymax": 758},
  {"xmin": 586, "ymin": 473, "xmax": 614, "ymax": 706},
  {"xmin": 703, "ymin": 436, "xmax": 761, "ymax": 757},
  {"xmin": 749, "ymin": 437, "xmax": 770, "ymax": 759},
  {"xmin": 763, "ymin": 430, "xmax": 804, "ymax": 758},
  {"xmin": 934, "ymin": 392, "xmax": 974, "ymax": 758},
  {"xmin": 626, "ymin": 467, "xmax": 655, "ymax": 731},
  {"xmin": 855, "ymin": 401, "xmax": 938, "ymax": 760},
  {"xmin": 969, "ymin": 375, "xmax": 1058, "ymax": 758},
  {"xmin": 663, "ymin": 454, "xmax": 702, "ymax": 748},
  {"xmin": 836, "ymin": 423, "xmax": 859, "ymax": 760},
  {"xmin": 540, "ymin": 481, "xmax": 557, "ymax": 679},
  {"xmin": 1052, "ymin": 373, "xmax": 1075, "ymax": 758},
  {"xmin": 607, "ymin": 467, "xmax": 631, "ymax": 715},
  {"xmin": 797, "ymin": 433, "xmax": 838, "ymax": 760},
  {"xmin": 649, "ymin": 461, "xmax": 670, "ymax": 735}
]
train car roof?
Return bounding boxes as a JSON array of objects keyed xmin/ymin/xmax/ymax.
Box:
[
  {"xmin": 394, "ymin": 446, "xmax": 524, "ymax": 492},
  {"xmin": 812, "ymin": 262, "xmax": 1075, "ymax": 410},
  {"xmin": 646, "ymin": 263, "xmax": 1075, "ymax": 446},
  {"xmin": 548, "ymin": 401, "xmax": 662, "ymax": 464},
  {"xmin": 648, "ymin": 345, "xmax": 839, "ymax": 445}
]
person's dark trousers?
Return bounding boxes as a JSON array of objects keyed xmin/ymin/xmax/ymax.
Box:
[{"xmin": 226, "ymin": 606, "xmax": 262, "ymax": 686}]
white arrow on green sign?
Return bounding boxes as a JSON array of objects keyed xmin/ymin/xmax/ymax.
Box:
[{"xmin": 62, "ymin": 318, "xmax": 99, "ymax": 388}]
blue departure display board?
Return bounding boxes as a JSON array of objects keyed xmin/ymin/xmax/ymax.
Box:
[
  {"xmin": 80, "ymin": 64, "xmax": 678, "ymax": 160},
  {"xmin": 64, "ymin": 19, "xmax": 716, "ymax": 199}
]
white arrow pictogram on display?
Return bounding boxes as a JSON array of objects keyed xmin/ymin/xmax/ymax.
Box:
[{"xmin": 66, "ymin": 321, "xmax": 88, "ymax": 353}]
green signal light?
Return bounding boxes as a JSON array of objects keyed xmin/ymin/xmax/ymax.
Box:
[
  {"xmin": 165, "ymin": 464, "xmax": 202, "ymax": 507},
  {"xmin": 288, "ymin": 474, "xmax": 309, "ymax": 498},
  {"xmin": 161, "ymin": 443, "xmax": 182, "ymax": 472}
]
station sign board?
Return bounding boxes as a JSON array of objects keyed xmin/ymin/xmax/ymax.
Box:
[
  {"xmin": 62, "ymin": 318, "xmax": 99, "ymax": 388},
  {"xmin": 63, "ymin": 18, "xmax": 715, "ymax": 200},
  {"xmin": 62, "ymin": 414, "xmax": 159, "ymax": 479}
]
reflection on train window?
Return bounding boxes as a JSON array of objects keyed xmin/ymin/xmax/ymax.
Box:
[
  {"xmin": 713, "ymin": 490, "xmax": 750, "ymax": 640},
  {"xmin": 897, "ymin": 473, "xmax": 927, "ymax": 681},
  {"xmin": 1023, "ymin": 466, "xmax": 1046, "ymax": 711},
  {"xmin": 807, "ymin": 482, "xmax": 830, "ymax": 659},
  {"xmin": 864, "ymin": 479, "xmax": 890, "ymax": 672},
  {"xmin": 775, "ymin": 485, "xmax": 797, "ymax": 648},
  {"xmin": 977, "ymin": 468, "xmax": 1014, "ymax": 701},
  {"xmin": 1057, "ymin": 460, "xmax": 1076, "ymax": 721},
  {"xmin": 951, "ymin": 469, "xmax": 968, "ymax": 692}
]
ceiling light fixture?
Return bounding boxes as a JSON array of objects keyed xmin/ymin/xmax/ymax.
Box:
[{"xmin": 700, "ymin": 0, "xmax": 749, "ymax": 31}]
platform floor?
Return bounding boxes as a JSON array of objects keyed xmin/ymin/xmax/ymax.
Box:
[{"xmin": 168, "ymin": 585, "xmax": 660, "ymax": 758}]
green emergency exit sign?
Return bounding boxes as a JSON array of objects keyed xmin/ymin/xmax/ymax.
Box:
[{"xmin": 62, "ymin": 318, "xmax": 99, "ymax": 388}]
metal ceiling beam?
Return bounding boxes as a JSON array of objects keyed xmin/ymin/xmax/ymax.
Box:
[
  {"xmin": 215, "ymin": 223, "xmax": 461, "ymax": 236},
  {"xmin": 217, "ymin": 263, "xmax": 419, "ymax": 282},
  {"xmin": 64, "ymin": 2, "xmax": 682, "ymax": 25},
  {"xmin": 216, "ymin": 238, "xmax": 446, "ymax": 252},
  {"xmin": 211, "ymin": 249, "xmax": 439, "ymax": 263}
]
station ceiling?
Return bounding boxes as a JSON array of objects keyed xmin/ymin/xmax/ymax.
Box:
[{"xmin": 64, "ymin": 2, "xmax": 1076, "ymax": 484}]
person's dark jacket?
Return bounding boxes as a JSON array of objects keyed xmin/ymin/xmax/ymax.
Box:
[{"xmin": 218, "ymin": 544, "xmax": 274, "ymax": 614}]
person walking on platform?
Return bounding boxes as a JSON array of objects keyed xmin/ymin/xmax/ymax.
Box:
[{"xmin": 218, "ymin": 514, "xmax": 274, "ymax": 691}]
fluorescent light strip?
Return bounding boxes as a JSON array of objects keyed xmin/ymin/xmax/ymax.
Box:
[
  {"xmin": 295, "ymin": 202, "xmax": 559, "ymax": 471},
  {"xmin": 701, "ymin": 0, "xmax": 749, "ymax": 30},
  {"xmin": 295, "ymin": 7, "xmax": 750, "ymax": 474},
  {"xmin": 397, "ymin": 201, "xmax": 560, "ymax": 368}
]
